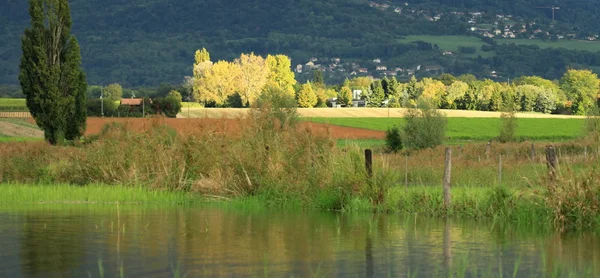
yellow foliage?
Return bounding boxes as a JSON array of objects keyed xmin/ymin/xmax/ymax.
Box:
[
  {"xmin": 446, "ymin": 81, "xmax": 468, "ymax": 106},
  {"xmin": 236, "ymin": 53, "xmax": 268, "ymax": 106},
  {"xmin": 420, "ymin": 78, "xmax": 445, "ymax": 106},
  {"xmin": 297, "ymin": 83, "xmax": 318, "ymax": 108},
  {"xmin": 196, "ymin": 61, "xmax": 241, "ymax": 106},
  {"xmin": 266, "ymin": 54, "xmax": 297, "ymax": 95}
]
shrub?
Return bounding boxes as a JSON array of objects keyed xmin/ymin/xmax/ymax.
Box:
[
  {"xmin": 585, "ymin": 106, "xmax": 600, "ymax": 141},
  {"xmin": 498, "ymin": 100, "xmax": 518, "ymax": 143},
  {"xmin": 402, "ymin": 101, "xmax": 447, "ymax": 149},
  {"xmin": 256, "ymin": 85, "xmax": 300, "ymax": 128},
  {"xmin": 385, "ymin": 125, "xmax": 403, "ymax": 152}
]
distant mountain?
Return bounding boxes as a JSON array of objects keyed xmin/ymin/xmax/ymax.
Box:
[{"xmin": 1, "ymin": 0, "xmax": 600, "ymax": 87}]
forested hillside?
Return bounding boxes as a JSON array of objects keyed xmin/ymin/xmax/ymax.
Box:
[{"xmin": 2, "ymin": 0, "xmax": 600, "ymax": 89}]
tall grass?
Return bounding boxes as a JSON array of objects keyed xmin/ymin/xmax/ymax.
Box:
[
  {"xmin": 0, "ymin": 105, "xmax": 379, "ymax": 210},
  {"xmin": 0, "ymin": 184, "xmax": 206, "ymax": 206},
  {"xmin": 3, "ymin": 104, "xmax": 600, "ymax": 229}
]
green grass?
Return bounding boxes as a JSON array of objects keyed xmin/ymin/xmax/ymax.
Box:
[
  {"xmin": 307, "ymin": 117, "xmax": 585, "ymax": 141},
  {"xmin": 181, "ymin": 102, "xmax": 204, "ymax": 108},
  {"xmin": 0, "ymin": 136, "xmax": 43, "ymax": 143},
  {"xmin": 397, "ymin": 35, "xmax": 493, "ymax": 57},
  {"xmin": 0, "ymin": 98, "xmax": 28, "ymax": 111},
  {"xmin": 496, "ymin": 38, "xmax": 600, "ymax": 52},
  {"xmin": 336, "ymin": 139, "xmax": 385, "ymax": 148},
  {"xmin": 0, "ymin": 184, "xmax": 209, "ymax": 206},
  {"xmin": 397, "ymin": 35, "xmax": 600, "ymax": 62}
]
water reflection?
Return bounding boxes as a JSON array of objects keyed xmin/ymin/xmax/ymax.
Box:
[{"xmin": 0, "ymin": 205, "xmax": 598, "ymax": 277}]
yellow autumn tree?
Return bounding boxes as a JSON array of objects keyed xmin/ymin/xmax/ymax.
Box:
[
  {"xmin": 420, "ymin": 78, "xmax": 446, "ymax": 107},
  {"xmin": 445, "ymin": 81, "xmax": 468, "ymax": 108},
  {"xmin": 236, "ymin": 53, "xmax": 268, "ymax": 106},
  {"xmin": 192, "ymin": 48, "xmax": 213, "ymax": 101},
  {"xmin": 339, "ymin": 85, "xmax": 353, "ymax": 106},
  {"xmin": 297, "ymin": 82, "xmax": 318, "ymax": 108},
  {"xmin": 265, "ymin": 54, "xmax": 296, "ymax": 96},
  {"xmin": 197, "ymin": 61, "xmax": 240, "ymax": 106}
]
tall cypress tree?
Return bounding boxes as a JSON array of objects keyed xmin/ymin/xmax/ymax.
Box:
[{"xmin": 19, "ymin": 0, "xmax": 87, "ymax": 145}]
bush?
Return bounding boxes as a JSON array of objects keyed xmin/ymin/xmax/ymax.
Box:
[
  {"xmin": 256, "ymin": 85, "xmax": 299, "ymax": 128},
  {"xmin": 385, "ymin": 125, "xmax": 403, "ymax": 152},
  {"xmin": 458, "ymin": 46, "xmax": 476, "ymax": 54},
  {"xmin": 585, "ymin": 106, "xmax": 600, "ymax": 140},
  {"xmin": 498, "ymin": 100, "xmax": 518, "ymax": 143},
  {"xmin": 402, "ymin": 101, "xmax": 447, "ymax": 149}
]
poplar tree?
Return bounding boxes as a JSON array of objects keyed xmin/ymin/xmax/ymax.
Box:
[{"xmin": 20, "ymin": 0, "xmax": 87, "ymax": 145}]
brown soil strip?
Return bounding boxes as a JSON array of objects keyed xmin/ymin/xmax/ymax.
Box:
[{"xmin": 85, "ymin": 117, "xmax": 384, "ymax": 140}]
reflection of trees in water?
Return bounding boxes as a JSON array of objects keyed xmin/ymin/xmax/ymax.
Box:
[
  {"xmin": 12, "ymin": 207, "xmax": 600, "ymax": 277},
  {"xmin": 20, "ymin": 213, "xmax": 86, "ymax": 276}
]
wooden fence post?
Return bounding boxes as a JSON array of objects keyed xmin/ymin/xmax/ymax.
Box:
[
  {"xmin": 365, "ymin": 149, "xmax": 373, "ymax": 178},
  {"xmin": 485, "ymin": 141, "xmax": 491, "ymax": 159},
  {"xmin": 443, "ymin": 148, "xmax": 452, "ymax": 209},
  {"xmin": 545, "ymin": 145, "xmax": 558, "ymax": 179}
]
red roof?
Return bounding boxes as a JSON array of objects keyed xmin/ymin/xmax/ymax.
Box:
[{"xmin": 120, "ymin": 98, "xmax": 143, "ymax": 105}]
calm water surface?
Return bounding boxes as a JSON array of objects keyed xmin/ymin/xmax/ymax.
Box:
[{"xmin": 0, "ymin": 205, "xmax": 599, "ymax": 277}]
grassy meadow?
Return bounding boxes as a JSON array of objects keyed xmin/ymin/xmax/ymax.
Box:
[
  {"xmin": 397, "ymin": 35, "xmax": 600, "ymax": 60},
  {"xmin": 0, "ymin": 98, "xmax": 28, "ymax": 111},
  {"xmin": 308, "ymin": 117, "xmax": 585, "ymax": 142},
  {"xmin": 496, "ymin": 38, "xmax": 600, "ymax": 52},
  {"xmin": 398, "ymin": 35, "xmax": 493, "ymax": 57}
]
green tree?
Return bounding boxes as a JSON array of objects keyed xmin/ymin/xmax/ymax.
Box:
[
  {"xmin": 19, "ymin": 0, "xmax": 87, "ymax": 144},
  {"xmin": 445, "ymin": 80, "xmax": 468, "ymax": 108},
  {"xmin": 312, "ymin": 70, "xmax": 324, "ymax": 85},
  {"xmin": 168, "ymin": 90, "xmax": 182, "ymax": 102},
  {"xmin": 560, "ymin": 69, "xmax": 600, "ymax": 115},
  {"xmin": 104, "ymin": 83, "xmax": 123, "ymax": 101},
  {"xmin": 498, "ymin": 98, "xmax": 518, "ymax": 143},
  {"xmin": 297, "ymin": 82, "xmax": 317, "ymax": 108},
  {"xmin": 403, "ymin": 100, "xmax": 447, "ymax": 149},
  {"xmin": 368, "ymin": 80, "xmax": 385, "ymax": 107},
  {"xmin": 437, "ymin": 73, "xmax": 457, "ymax": 86}
]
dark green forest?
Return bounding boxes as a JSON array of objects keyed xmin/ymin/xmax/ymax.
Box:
[{"xmin": 2, "ymin": 0, "xmax": 600, "ymax": 93}]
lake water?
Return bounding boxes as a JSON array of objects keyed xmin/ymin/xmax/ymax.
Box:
[{"xmin": 0, "ymin": 205, "xmax": 598, "ymax": 277}]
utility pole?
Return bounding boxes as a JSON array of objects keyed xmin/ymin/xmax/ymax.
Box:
[{"xmin": 536, "ymin": 6, "xmax": 560, "ymax": 22}]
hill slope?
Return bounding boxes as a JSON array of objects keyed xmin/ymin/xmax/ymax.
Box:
[{"xmin": 2, "ymin": 0, "xmax": 600, "ymax": 88}]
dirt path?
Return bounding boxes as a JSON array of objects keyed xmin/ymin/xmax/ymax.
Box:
[
  {"xmin": 0, "ymin": 120, "xmax": 44, "ymax": 138},
  {"xmin": 180, "ymin": 108, "xmax": 585, "ymax": 119}
]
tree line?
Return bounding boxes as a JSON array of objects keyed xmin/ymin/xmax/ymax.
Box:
[{"xmin": 189, "ymin": 48, "xmax": 600, "ymax": 116}]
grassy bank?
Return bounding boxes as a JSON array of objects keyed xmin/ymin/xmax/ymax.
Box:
[
  {"xmin": 2, "ymin": 107, "xmax": 600, "ymax": 230},
  {"xmin": 0, "ymin": 184, "xmax": 207, "ymax": 206},
  {"xmin": 309, "ymin": 117, "xmax": 584, "ymax": 141}
]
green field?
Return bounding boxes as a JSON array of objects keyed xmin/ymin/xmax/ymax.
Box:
[
  {"xmin": 398, "ymin": 35, "xmax": 600, "ymax": 60},
  {"xmin": 496, "ymin": 38, "xmax": 600, "ymax": 52},
  {"xmin": 308, "ymin": 117, "xmax": 585, "ymax": 141},
  {"xmin": 0, "ymin": 98, "xmax": 27, "ymax": 111},
  {"xmin": 398, "ymin": 35, "xmax": 492, "ymax": 57},
  {"xmin": 181, "ymin": 102, "xmax": 204, "ymax": 108}
]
